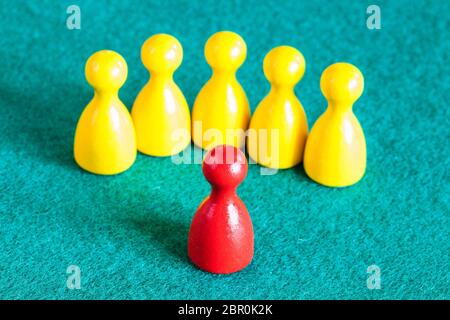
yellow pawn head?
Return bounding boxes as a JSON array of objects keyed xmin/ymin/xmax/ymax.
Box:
[
  {"xmin": 205, "ymin": 31, "xmax": 246, "ymax": 71},
  {"xmin": 263, "ymin": 46, "xmax": 305, "ymax": 86},
  {"xmin": 320, "ymin": 62, "xmax": 364, "ymax": 105},
  {"xmin": 85, "ymin": 50, "xmax": 127, "ymax": 91},
  {"xmin": 141, "ymin": 34, "xmax": 183, "ymax": 74}
]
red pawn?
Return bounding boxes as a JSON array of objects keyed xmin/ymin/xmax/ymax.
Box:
[{"xmin": 188, "ymin": 145, "xmax": 254, "ymax": 274}]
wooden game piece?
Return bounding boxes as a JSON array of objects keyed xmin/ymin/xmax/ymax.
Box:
[
  {"xmin": 188, "ymin": 145, "xmax": 254, "ymax": 274},
  {"xmin": 74, "ymin": 50, "xmax": 136, "ymax": 175},
  {"xmin": 131, "ymin": 34, "xmax": 191, "ymax": 156},
  {"xmin": 303, "ymin": 62, "xmax": 366, "ymax": 187},
  {"xmin": 247, "ymin": 45, "xmax": 308, "ymax": 169},
  {"xmin": 191, "ymin": 31, "xmax": 250, "ymax": 150}
]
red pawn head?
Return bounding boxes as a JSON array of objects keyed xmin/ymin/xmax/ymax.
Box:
[
  {"xmin": 202, "ymin": 145, "xmax": 248, "ymax": 189},
  {"xmin": 188, "ymin": 145, "xmax": 254, "ymax": 274}
]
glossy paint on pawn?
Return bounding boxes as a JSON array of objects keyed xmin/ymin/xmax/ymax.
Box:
[
  {"xmin": 303, "ymin": 62, "xmax": 366, "ymax": 187},
  {"xmin": 74, "ymin": 50, "xmax": 136, "ymax": 175},
  {"xmin": 132, "ymin": 34, "xmax": 191, "ymax": 157},
  {"xmin": 247, "ymin": 45, "xmax": 308, "ymax": 169},
  {"xmin": 192, "ymin": 31, "xmax": 251, "ymax": 150},
  {"xmin": 188, "ymin": 145, "xmax": 254, "ymax": 274}
]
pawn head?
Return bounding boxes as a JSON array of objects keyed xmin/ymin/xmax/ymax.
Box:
[
  {"xmin": 141, "ymin": 34, "xmax": 183, "ymax": 73},
  {"xmin": 320, "ymin": 62, "xmax": 364, "ymax": 103},
  {"xmin": 263, "ymin": 46, "xmax": 305, "ymax": 86},
  {"xmin": 205, "ymin": 31, "xmax": 247, "ymax": 71},
  {"xmin": 202, "ymin": 145, "xmax": 248, "ymax": 188},
  {"xmin": 85, "ymin": 50, "xmax": 127, "ymax": 91}
]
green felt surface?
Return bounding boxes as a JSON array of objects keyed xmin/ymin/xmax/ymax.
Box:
[{"xmin": 0, "ymin": 0, "xmax": 449, "ymax": 300}]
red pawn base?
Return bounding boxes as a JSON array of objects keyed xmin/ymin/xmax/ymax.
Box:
[{"xmin": 188, "ymin": 196, "xmax": 254, "ymax": 274}]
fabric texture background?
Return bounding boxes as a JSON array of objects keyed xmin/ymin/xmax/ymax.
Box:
[{"xmin": 0, "ymin": 0, "xmax": 448, "ymax": 299}]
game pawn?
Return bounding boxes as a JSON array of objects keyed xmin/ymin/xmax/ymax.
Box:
[
  {"xmin": 131, "ymin": 34, "xmax": 191, "ymax": 156},
  {"xmin": 191, "ymin": 31, "xmax": 250, "ymax": 150},
  {"xmin": 247, "ymin": 45, "xmax": 308, "ymax": 169},
  {"xmin": 188, "ymin": 145, "xmax": 254, "ymax": 274},
  {"xmin": 303, "ymin": 62, "xmax": 366, "ymax": 187},
  {"xmin": 74, "ymin": 50, "xmax": 136, "ymax": 175}
]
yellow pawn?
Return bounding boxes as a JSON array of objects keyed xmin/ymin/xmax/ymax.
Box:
[
  {"xmin": 247, "ymin": 46, "xmax": 308, "ymax": 169},
  {"xmin": 192, "ymin": 31, "xmax": 250, "ymax": 150},
  {"xmin": 303, "ymin": 62, "xmax": 366, "ymax": 187},
  {"xmin": 131, "ymin": 34, "xmax": 191, "ymax": 156},
  {"xmin": 74, "ymin": 50, "xmax": 136, "ymax": 175}
]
